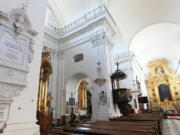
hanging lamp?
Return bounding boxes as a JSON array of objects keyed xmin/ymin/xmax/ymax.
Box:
[{"xmin": 93, "ymin": 30, "xmax": 106, "ymax": 87}]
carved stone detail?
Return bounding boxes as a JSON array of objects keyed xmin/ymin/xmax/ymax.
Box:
[
  {"xmin": 0, "ymin": 7, "xmax": 38, "ymax": 130},
  {"xmin": 90, "ymin": 31, "xmax": 105, "ymax": 46},
  {"xmin": 0, "ymin": 81, "xmax": 24, "ymax": 100},
  {"xmin": 28, "ymin": 39, "xmax": 35, "ymax": 63}
]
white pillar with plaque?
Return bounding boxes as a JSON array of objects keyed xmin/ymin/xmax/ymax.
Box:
[{"xmin": 0, "ymin": 6, "xmax": 38, "ymax": 132}]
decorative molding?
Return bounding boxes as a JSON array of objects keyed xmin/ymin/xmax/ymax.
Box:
[
  {"xmin": 90, "ymin": 31, "xmax": 105, "ymax": 47},
  {"xmin": 0, "ymin": 7, "xmax": 38, "ymax": 130},
  {"xmin": 44, "ymin": 5, "xmax": 116, "ymax": 39},
  {"xmin": 0, "ymin": 81, "xmax": 24, "ymax": 100},
  {"xmin": 9, "ymin": 7, "xmax": 38, "ymax": 36}
]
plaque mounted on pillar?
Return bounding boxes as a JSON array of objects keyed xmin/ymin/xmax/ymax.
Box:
[{"xmin": 0, "ymin": 6, "xmax": 38, "ymax": 131}]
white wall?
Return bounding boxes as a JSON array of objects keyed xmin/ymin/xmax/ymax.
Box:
[
  {"xmin": 62, "ymin": 30, "xmax": 110, "ymax": 121},
  {"xmin": 0, "ymin": 0, "xmax": 48, "ymax": 134}
]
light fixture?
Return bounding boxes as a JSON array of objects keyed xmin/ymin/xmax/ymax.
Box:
[
  {"xmin": 93, "ymin": 30, "xmax": 106, "ymax": 87},
  {"xmin": 94, "ymin": 61, "xmax": 106, "ymax": 86}
]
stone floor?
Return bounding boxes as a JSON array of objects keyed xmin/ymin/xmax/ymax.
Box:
[{"xmin": 163, "ymin": 119, "xmax": 180, "ymax": 135}]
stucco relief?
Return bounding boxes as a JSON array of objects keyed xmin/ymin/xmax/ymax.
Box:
[{"xmin": 0, "ymin": 6, "xmax": 38, "ymax": 130}]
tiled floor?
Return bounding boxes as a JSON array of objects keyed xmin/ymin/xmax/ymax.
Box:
[{"xmin": 163, "ymin": 119, "xmax": 180, "ymax": 135}]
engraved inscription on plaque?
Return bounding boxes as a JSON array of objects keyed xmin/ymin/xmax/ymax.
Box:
[
  {"xmin": 0, "ymin": 33, "xmax": 26, "ymax": 68},
  {"xmin": 0, "ymin": 7, "xmax": 38, "ymax": 131}
]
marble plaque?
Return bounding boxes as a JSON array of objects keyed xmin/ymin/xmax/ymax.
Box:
[
  {"xmin": 0, "ymin": 32, "xmax": 27, "ymax": 70},
  {"xmin": 0, "ymin": 7, "xmax": 38, "ymax": 131}
]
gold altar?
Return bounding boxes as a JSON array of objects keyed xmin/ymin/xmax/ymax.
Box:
[
  {"xmin": 146, "ymin": 60, "xmax": 180, "ymax": 112},
  {"xmin": 78, "ymin": 81, "xmax": 88, "ymax": 109}
]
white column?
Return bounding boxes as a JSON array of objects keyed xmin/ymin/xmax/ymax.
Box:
[
  {"xmin": 91, "ymin": 28, "xmax": 121, "ymax": 121},
  {"xmin": 103, "ymin": 32, "xmax": 121, "ymax": 118},
  {"xmin": 54, "ymin": 50, "xmax": 65, "ymax": 119},
  {"xmin": 48, "ymin": 49, "xmax": 59, "ymax": 118}
]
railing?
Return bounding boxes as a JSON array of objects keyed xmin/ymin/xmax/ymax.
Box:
[{"xmin": 45, "ymin": 5, "xmax": 116, "ymax": 38}]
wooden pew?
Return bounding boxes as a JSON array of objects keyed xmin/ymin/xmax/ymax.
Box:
[
  {"xmin": 45, "ymin": 128, "xmax": 81, "ymax": 135},
  {"xmin": 63, "ymin": 125, "xmax": 155, "ymax": 135},
  {"xmin": 63, "ymin": 119, "xmax": 158, "ymax": 135},
  {"xmin": 110, "ymin": 113, "xmax": 163, "ymax": 135},
  {"xmin": 48, "ymin": 113, "xmax": 162, "ymax": 135},
  {"xmin": 76, "ymin": 123, "xmax": 157, "ymax": 134}
]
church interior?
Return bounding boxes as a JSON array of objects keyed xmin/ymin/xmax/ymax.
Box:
[{"xmin": 0, "ymin": 0, "xmax": 180, "ymax": 135}]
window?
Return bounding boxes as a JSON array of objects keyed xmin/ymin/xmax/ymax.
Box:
[{"xmin": 73, "ymin": 54, "xmax": 84, "ymax": 63}]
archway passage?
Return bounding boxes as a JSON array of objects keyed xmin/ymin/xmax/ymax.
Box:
[
  {"xmin": 77, "ymin": 80, "xmax": 92, "ymax": 121},
  {"xmin": 65, "ymin": 74, "xmax": 92, "ymax": 122}
]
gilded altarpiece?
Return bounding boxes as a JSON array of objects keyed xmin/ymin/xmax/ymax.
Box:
[{"xmin": 146, "ymin": 60, "xmax": 180, "ymax": 111}]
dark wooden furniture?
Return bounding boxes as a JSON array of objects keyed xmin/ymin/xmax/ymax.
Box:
[
  {"xmin": 110, "ymin": 113, "xmax": 163, "ymax": 135},
  {"xmin": 43, "ymin": 113, "xmax": 163, "ymax": 135},
  {"xmin": 37, "ymin": 111, "xmax": 52, "ymax": 135}
]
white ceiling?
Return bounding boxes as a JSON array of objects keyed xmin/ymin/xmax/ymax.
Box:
[
  {"xmin": 47, "ymin": 0, "xmax": 180, "ymax": 75},
  {"xmin": 49, "ymin": 0, "xmax": 180, "ymax": 45},
  {"xmin": 130, "ymin": 23, "xmax": 180, "ymax": 74}
]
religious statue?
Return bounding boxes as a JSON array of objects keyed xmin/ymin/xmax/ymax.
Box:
[
  {"xmin": 99, "ymin": 91, "xmax": 107, "ymax": 105},
  {"xmin": 13, "ymin": 15, "xmax": 24, "ymax": 34},
  {"xmin": 47, "ymin": 92, "xmax": 52, "ymax": 108},
  {"xmin": 78, "ymin": 81, "xmax": 88, "ymax": 109},
  {"xmin": 37, "ymin": 47, "xmax": 52, "ymax": 115},
  {"xmin": 69, "ymin": 93, "xmax": 75, "ymax": 106},
  {"xmin": 164, "ymin": 98, "xmax": 171, "ymax": 109},
  {"xmin": 155, "ymin": 65, "xmax": 164, "ymax": 74}
]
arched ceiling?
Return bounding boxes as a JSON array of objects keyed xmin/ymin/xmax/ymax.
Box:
[
  {"xmin": 130, "ymin": 23, "xmax": 180, "ymax": 75},
  {"xmin": 49, "ymin": 0, "xmax": 180, "ymax": 45}
]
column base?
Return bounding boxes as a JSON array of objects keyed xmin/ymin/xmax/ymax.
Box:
[{"xmin": 3, "ymin": 122, "xmax": 39, "ymax": 135}]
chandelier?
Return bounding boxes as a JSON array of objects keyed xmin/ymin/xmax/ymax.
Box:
[
  {"xmin": 93, "ymin": 33, "xmax": 107, "ymax": 87},
  {"xmin": 94, "ymin": 61, "xmax": 106, "ymax": 86}
]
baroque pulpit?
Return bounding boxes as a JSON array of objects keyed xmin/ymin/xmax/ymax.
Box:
[{"xmin": 111, "ymin": 63, "xmax": 132, "ymax": 115}]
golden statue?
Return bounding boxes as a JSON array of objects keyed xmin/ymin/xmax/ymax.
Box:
[
  {"xmin": 78, "ymin": 81, "xmax": 88, "ymax": 109},
  {"xmin": 146, "ymin": 60, "xmax": 180, "ymax": 111},
  {"xmin": 47, "ymin": 92, "xmax": 52, "ymax": 108},
  {"xmin": 164, "ymin": 98, "xmax": 171, "ymax": 109},
  {"xmin": 37, "ymin": 47, "xmax": 52, "ymax": 115}
]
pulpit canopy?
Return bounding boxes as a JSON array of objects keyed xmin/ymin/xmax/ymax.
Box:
[{"xmin": 111, "ymin": 62, "xmax": 127, "ymax": 90}]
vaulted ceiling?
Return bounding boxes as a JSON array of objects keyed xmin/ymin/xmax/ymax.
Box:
[
  {"xmin": 48, "ymin": 0, "xmax": 180, "ymax": 45},
  {"xmin": 130, "ymin": 23, "xmax": 180, "ymax": 74},
  {"xmin": 47, "ymin": 0, "xmax": 180, "ymax": 74}
]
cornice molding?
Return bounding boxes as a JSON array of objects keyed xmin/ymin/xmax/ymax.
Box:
[{"xmin": 44, "ymin": 6, "xmax": 116, "ymax": 39}]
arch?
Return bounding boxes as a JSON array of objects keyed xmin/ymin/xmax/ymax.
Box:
[
  {"xmin": 46, "ymin": 0, "xmax": 65, "ymax": 27},
  {"xmin": 129, "ymin": 22, "xmax": 180, "ymax": 74},
  {"xmin": 129, "ymin": 22, "xmax": 180, "ymax": 97},
  {"xmin": 65, "ymin": 73, "xmax": 92, "ymax": 118},
  {"xmin": 65, "ymin": 73, "xmax": 90, "ymax": 102},
  {"xmin": 129, "ymin": 22, "xmax": 180, "ymax": 48}
]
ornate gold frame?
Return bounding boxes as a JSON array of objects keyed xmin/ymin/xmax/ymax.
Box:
[{"xmin": 146, "ymin": 60, "xmax": 180, "ymax": 111}]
